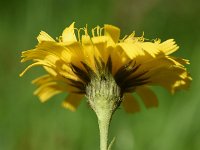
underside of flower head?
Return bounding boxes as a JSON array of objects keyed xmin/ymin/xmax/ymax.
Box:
[{"xmin": 20, "ymin": 22, "xmax": 192, "ymax": 113}]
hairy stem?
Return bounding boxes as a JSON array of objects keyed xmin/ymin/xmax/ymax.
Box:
[{"xmin": 98, "ymin": 110, "xmax": 112, "ymax": 150}]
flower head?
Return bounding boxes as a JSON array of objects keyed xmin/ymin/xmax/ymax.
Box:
[{"xmin": 20, "ymin": 22, "xmax": 192, "ymax": 113}]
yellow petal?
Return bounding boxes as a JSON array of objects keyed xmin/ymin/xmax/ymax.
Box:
[
  {"xmin": 62, "ymin": 22, "xmax": 77, "ymax": 43},
  {"xmin": 21, "ymin": 42, "xmax": 71, "ymax": 65},
  {"xmin": 36, "ymin": 41, "xmax": 72, "ymax": 63},
  {"xmin": 110, "ymin": 46, "xmax": 129, "ymax": 74},
  {"xmin": 34, "ymin": 82, "xmax": 63, "ymax": 102},
  {"xmin": 136, "ymin": 86, "xmax": 158, "ymax": 108},
  {"xmin": 81, "ymin": 35, "xmax": 101, "ymax": 70},
  {"xmin": 32, "ymin": 73, "xmax": 77, "ymax": 91},
  {"xmin": 37, "ymin": 31, "xmax": 55, "ymax": 43},
  {"xmin": 149, "ymin": 66, "xmax": 191, "ymax": 93},
  {"xmin": 43, "ymin": 66, "xmax": 58, "ymax": 77},
  {"xmin": 91, "ymin": 36, "xmax": 108, "ymax": 62},
  {"xmin": 122, "ymin": 93, "xmax": 140, "ymax": 113},
  {"xmin": 119, "ymin": 39, "xmax": 179, "ymax": 65},
  {"xmin": 170, "ymin": 57, "xmax": 190, "ymax": 65},
  {"xmin": 104, "ymin": 24, "xmax": 120, "ymax": 45},
  {"xmin": 19, "ymin": 61, "xmax": 51, "ymax": 77},
  {"xmin": 119, "ymin": 40, "xmax": 165, "ymax": 64},
  {"xmin": 137, "ymin": 42, "xmax": 160, "ymax": 57},
  {"xmin": 21, "ymin": 50, "xmax": 58, "ymax": 68},
  {"xmin": 141, "ymin": 56, "xmax": 191, "ymax": 93},
  {"xmin": 65, "ymin": 42, "xmax": 86, "ymax": 69},
  {"xmin": 62, "ymin": 94, "xmax": 84, "ymax": 111},
  {"xmin": 158, "ymin": 39, "xmax": 179, "ymax": 55},
  {"xmin": 32, "ymin": 74, "xmax": 53, "ymax": 85},
  {"xmin": 117, "ymin": 42, "xmax": 145, "ymax": 59}
]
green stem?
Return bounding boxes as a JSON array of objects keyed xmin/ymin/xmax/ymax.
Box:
[{"xmin": 98, "ymin": 112, "xmax": 112, "ymax": 150}]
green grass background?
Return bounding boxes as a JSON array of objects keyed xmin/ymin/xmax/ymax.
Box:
[{"xmin": 0, "ymin": 0, "xmax": 200, "ymax": 149}]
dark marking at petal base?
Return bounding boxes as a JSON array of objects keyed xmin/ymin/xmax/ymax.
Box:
[
  {"xmin": 114, "ymin": 60, "xmax": 134, "ymax": 81},
  {"xmin": 68, "ymin": 56, "xmax": 150, "ymax": 95},
  {"xmin": 66, "ymin": 78, "xmax": 86, "ymax": 91},
  {"xmin": 71, "ymin": 64, "xmax": 90, "ymax": 83},
  {"xmin": 81, "ymin": 61, "xmax": 97, "ymax": 78},
  {"xmin": 114, "ymin": 60, "xmax": 149, "ymax": 93},
  {"xmin": 116, "ymin": 63, "xmax": 141, "ymax": 84},
  {"xmin": 106, "ymin": 55, "xmax": 112, "ymax": 73},
  {"xmin": 94, "ymin": 57, "xmax": 102, "ymax": 71}
]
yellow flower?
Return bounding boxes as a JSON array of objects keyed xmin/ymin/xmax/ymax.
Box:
[{"xmin": 20, "ymin": 22, "xmax": 192, "ymax": 113}]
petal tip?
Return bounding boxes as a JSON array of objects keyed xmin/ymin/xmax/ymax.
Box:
[{"xmin": 62, "ymin": 102, "xmax": 76, "ymax": 112}]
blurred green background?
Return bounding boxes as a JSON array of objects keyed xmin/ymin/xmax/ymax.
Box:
[{"xmin": 0, "ymin": 0, "xmax": 200, "ymax": 149}]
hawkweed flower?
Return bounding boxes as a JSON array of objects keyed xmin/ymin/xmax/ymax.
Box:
[{"xmin": 20, "ymin": 22, "xmax": 191, "ymax": 150}]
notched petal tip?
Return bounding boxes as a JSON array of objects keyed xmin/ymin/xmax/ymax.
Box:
[
  {"xmin": 104, "ymin": 24, "xmax": 120, "ymax": 44},
  {"xmin": 62, "ymin": 22, "xmax": 77, "ymax": 43},
  {"xmin": 62, "ymin": 101, "xmax": 77, "ymax": 112},
  {"xmin": 159, "ymin": 39, "xmax": 179, "ymax": 55},
  {"xmin": 170, "ymin": 73, "xmax": 192, "ymax": 94},
  {"xmin": 37, "ymin": 31, "xmax": 55, "ymax": 42}
]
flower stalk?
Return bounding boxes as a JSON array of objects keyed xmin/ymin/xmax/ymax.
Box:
[{"xmin": 97, "ymin": 104, "xmax": 112, "ymax": 150}]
